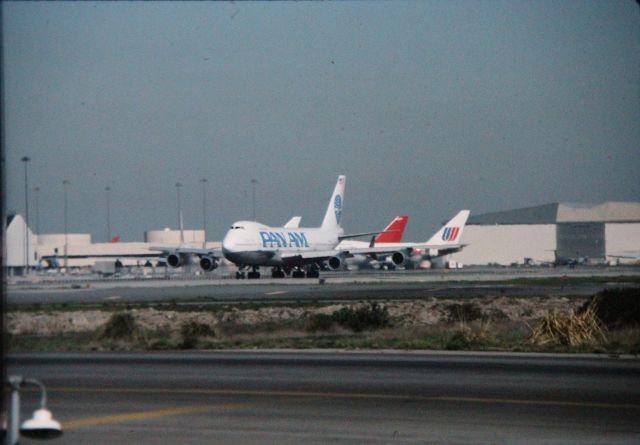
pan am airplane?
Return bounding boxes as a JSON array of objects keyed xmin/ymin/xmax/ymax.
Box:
[{"xmin": 221, "ymin": 175, "xmax": 391, "ymax": 278}]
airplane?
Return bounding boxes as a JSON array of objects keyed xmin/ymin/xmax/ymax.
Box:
[
  {"xmin": 221, "ymin": 175, "xmax": 394, "ymax": 279},
  {"xmin": 325, "ymin": 210, "xmax": 471, "ymax": 271},
  {"xmin": 151, "ymin": 216, "xmax": 302, "ymax": 272},
  {"xmin": 336, "ymin": 215, "xmax": 409, "ymax": 270}
]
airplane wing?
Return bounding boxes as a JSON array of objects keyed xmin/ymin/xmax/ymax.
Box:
[
  {"xmin": 149, "ymin": 246, "xmax": 221, "ymax": 257},
  {"xmin": 339, "ymin": 243, "xmax": 463, "ymax": 257},
  {"xmin": 280, "ymin": 250, "xmax": 342, "ymax": 265},
  {"xmin": 338, "ymin": 230, "xmax": 400, "ymax": 241}
]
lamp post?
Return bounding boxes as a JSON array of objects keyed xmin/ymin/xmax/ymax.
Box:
[
  {"xmin": 175, "ymin": 182, "xmax": 183, "ymax": 244},
  {"xmin": 62, "ymin": 180, "xmax": 70, "ymax": 270},
  {"xmin": 105, "ymin": 186, "xmax": 111, "ymax": 242},
  {"xmin": 33, "ymin": 186, "xmax": 40, "ymax": 236},
  {"xmin": 250, "ymin": 178, "xmax": 257, "ymax": 221},
  {"xmin": 20, "ymin": 156, "xmax": 31, "ymax": 273},
  {"xmin": 200, "ymin": 178, "xmax": 207, "ymax": 248},
  {"xmin": 7, "ymin": 375, "xmax": 63, "ymax": 444}
]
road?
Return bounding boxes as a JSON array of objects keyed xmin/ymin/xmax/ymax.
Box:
[
  {"xmin": 7, "ymin": 267, "xmax": 640, "ymax": 304},
  {"xmin": 7, "ymin": 351, "xmax": 640, "ymax": 444}
]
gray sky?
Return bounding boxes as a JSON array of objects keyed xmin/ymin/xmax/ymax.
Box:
[{"xmin": 4, "ymin": 1, "xmax": 639, "ymax": 242}]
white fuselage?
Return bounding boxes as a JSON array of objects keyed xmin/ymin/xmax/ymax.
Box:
[{"xmin": 222, "ymin": 220, "xmax": 342, "ymax": 267}]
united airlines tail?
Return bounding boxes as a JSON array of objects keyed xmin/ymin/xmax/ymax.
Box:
[
  {"xmin": 425, "ymin": 210, "xmax": 470, "ymax": 246},
  {"xmin": 321, "ymin": 175, "xmax": 346, "ymax": 230}
]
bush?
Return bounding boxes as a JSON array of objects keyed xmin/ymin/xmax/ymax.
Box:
[
  {"xmin": 331, "ymin": 303, "xmax": 390, "ymax": 333},
  {"xmin": 99, "ymin": 312, "xmax": 139, "ymax": 341},
  {"xmin": 180, "ymin": 321, "xmax": 215, "ymax": 349},
  {"xmin": 581, "ymin": 288, "xmax": 640, "ymax": 330},
  {"xmin": 445, "ymin": 303, "xmax": 483, "ymax": 323},
  {"xmin": 306, "ymin": 313, "xmax": 335, "ymax": 332},
  {"xmin": 528, "ymin": 306, "xmax": 607, "ymax": 347}
]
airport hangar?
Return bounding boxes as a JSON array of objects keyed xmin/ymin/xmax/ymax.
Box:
[
  {"xmin": 4, "ymin": 201, "xmax": 640, "ymax": 274},
  {"xmin": 448, "ymin": 201, "xmax": 640, "ymax": 266}
]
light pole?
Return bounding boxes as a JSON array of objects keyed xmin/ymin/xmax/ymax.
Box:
[
  {"xmin": 105, "ymin": 186, "xmax": 111, "ymax": 242},
  {"xmin": 200, "ymin": 178, "xmax": 207, "ymax": 248},
  {"xmin": 33, "ymin": 186, "xmax": 40, "ymax": 236},
  {"xmin": 7, "ymin": 375, "xmax": 63, "ymax": 444},
  {"xmin": 250, "ymin": 178, "xmax": 257, "ymax": 221},
  {"xmin": 175, "ymin": 182, "xmax": 183, "ymax": 244},
  {"xmin": 63, "ymin": 180, "xmax": 70, "ymax": 269},
  {"xmin": 20, "ymin": 156, "xmax": 31, "ymax": 273}
]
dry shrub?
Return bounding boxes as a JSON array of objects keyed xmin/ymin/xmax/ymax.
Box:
[
  {"xmin": 446, "ymin": 319, "xmax": 493, "ymax": 350},
  {"xmin": 528, "ymin": 305, "xmax": 607, "ymax": 347},
  {"xmin": 99, "ymin": 312, "xmax": 140, "ymax": 341},
  {"xmin": 445, "ymin": 303, "xmax": 483, "ymax": 323}
]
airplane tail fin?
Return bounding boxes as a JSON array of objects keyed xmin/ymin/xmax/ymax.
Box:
[
  {"xmin": 374, "ymin": 215, "xmax": 409, "ymax": 243},
  {"xmin": 321, "ymin": 175, "xmax": 346, "ymax": 229},
  {"xmin": 425, "ymin": 210, "xmax": 470, "ymax": 246}
]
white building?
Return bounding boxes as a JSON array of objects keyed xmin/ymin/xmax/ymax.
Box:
[
  {"xmin": 4, "ymin": 216, "xmax": 219, "ymax": 273},
  {"xmin": 5, "ymin": 214, "xmax": 37, "ymax": 274},
  {"xmin": 450, "ymin": 202, "xmax": 640, "ymax": 266}
]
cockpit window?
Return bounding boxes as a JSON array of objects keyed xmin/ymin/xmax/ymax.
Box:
[{"xmin": 230, "ymin": 225, "xmax": 245, "ymax": 230}]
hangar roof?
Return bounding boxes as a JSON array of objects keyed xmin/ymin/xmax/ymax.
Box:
[{"xmin": 469, "ymin": 202, "xmax": 640, "ymax": 225}]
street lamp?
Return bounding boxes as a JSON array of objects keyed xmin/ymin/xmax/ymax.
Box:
[
  {"xmin": 20, "ymin": 156, "xmax": 31, "ymax": 273},
  {"xmin": 250, "ymin": 178, "xmax": 257, "ymax": 221},
  {"xmin": 200, "ymin": 178, "xmax": 207, "ymax": 248},
  {"xmin": 175, "ymin": 182, "xmax": 183, "ymax": 244},
  {"xmin": 63, "ymin": 180, "xmax": 70, "ymax": 270},
  {"xmin": 33, "ymin": 186, "xmax": 40, "ymax": 236},
  {"xmin": 7, "ymin": 375, "xmax": 63, "ymax": 444},
  {"xmin": 105, "ymin": 186, "xmax": 112, "ymax": 242}
]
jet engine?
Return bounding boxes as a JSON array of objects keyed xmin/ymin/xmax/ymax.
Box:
[
  {"xmin": 199, "ymin": 256, "xmax": 218, "ymax": 271},
  {"xmin": 328, "ymin": 255, "xmax": 343, "ymax": 270},
  {"xmin": 391, "ymin": 251, "xmax": 407, "ymax": 266},
  {"xmin": 166, "ymin": 253, "xmax": 183, "ymax": 268}
]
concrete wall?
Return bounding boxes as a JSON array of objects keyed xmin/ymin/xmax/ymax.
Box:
[
  {"xmin": 605, "ymin": 223, "xmax": 640, "ymax": 260},
  {"xmin": 449, "ymin": 224, "xmax": 556, "ymax": 266},
  {"xmin": 5, "ymin": 215, "xmax": 37, "ymax": 268}
]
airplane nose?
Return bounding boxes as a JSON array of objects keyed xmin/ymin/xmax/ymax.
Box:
[{"xmin": 221, "ymin": 232, "xmax": 235, "ymax": 253}]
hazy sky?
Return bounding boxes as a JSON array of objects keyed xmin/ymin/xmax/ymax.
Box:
[{"xmin": 4, "ymin": 1, "xmax": 639, "ymax": 242}]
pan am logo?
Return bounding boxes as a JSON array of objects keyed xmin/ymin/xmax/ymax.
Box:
[
  {"xmin": 334, "ymin": 195, "xmax": 342, "ymax": 224},
  {"xmin": 442, "ymin": 226, "xmax": 460, "ymax": 241}
]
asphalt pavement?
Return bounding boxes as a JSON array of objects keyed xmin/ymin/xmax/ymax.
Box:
[
  {"xmin": 7, "ymin": 351, "xmax": 640, "ymax": 444},
  {"xmin": 7, "ymin": 267, "xmax": 640, "ymax": 304}
]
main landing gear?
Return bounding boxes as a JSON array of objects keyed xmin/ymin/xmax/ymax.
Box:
[
  {"xmin": 235, "ymin": 266, "xmax": 261, "ymax": 279},
  {"xmin": 291, "ymin": 264, "xmax": 320, "ymax": 279},
  {"xmin": 236, "ymin": 264, "xmax": 320, "ymax": 279}
]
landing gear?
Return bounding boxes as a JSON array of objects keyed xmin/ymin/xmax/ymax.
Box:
[
  {"xmin": 292, "ymin": 267, "xmax": 305, "ymax": 278},
  {"xmin": 247, "ymin": 266, "xmax": 261, "ymax": 279},
  {"xmin": 271, "ymin": 267, "xmax": 286, "ymax": 278},
  {"xmin": 306, "ymin": 264, "xmax": 320, "ymax": 279},
  {"xmin": 235, "ymin": 271, "xmax": 245, "ymax": 279}
]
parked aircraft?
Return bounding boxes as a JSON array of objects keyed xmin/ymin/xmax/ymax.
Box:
[
  {"xmin": 151, "ymin": 215, "xmax": 302, "ymax": 272},
  {"xmin": 325, "ymin": 210, "xmax": 470, "ymax": 271},
  {"xmin": 336, "ymin": 215, "xmax": 409, "ymax": 269},
  {"xmin": 221, "ymin": 175, "xmax": 391, "ymax": 278}
]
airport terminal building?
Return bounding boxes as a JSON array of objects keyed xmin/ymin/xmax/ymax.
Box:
[{"xmin": 449, "ymin": 202, "xmax": 640, "ymax": 266}]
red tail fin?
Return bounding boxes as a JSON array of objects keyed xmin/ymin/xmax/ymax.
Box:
[{"xmin": 374, "ymin": 215, "xmax": 408, "ymax": 243}]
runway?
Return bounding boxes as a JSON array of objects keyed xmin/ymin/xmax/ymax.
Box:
[
  {"xmin": 7, "ymin": 352, "xmax": 640, "ymax": 444},
  {"xmin": 7, "ymin": 267, "xmax": 640, "ymax": 304}
]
